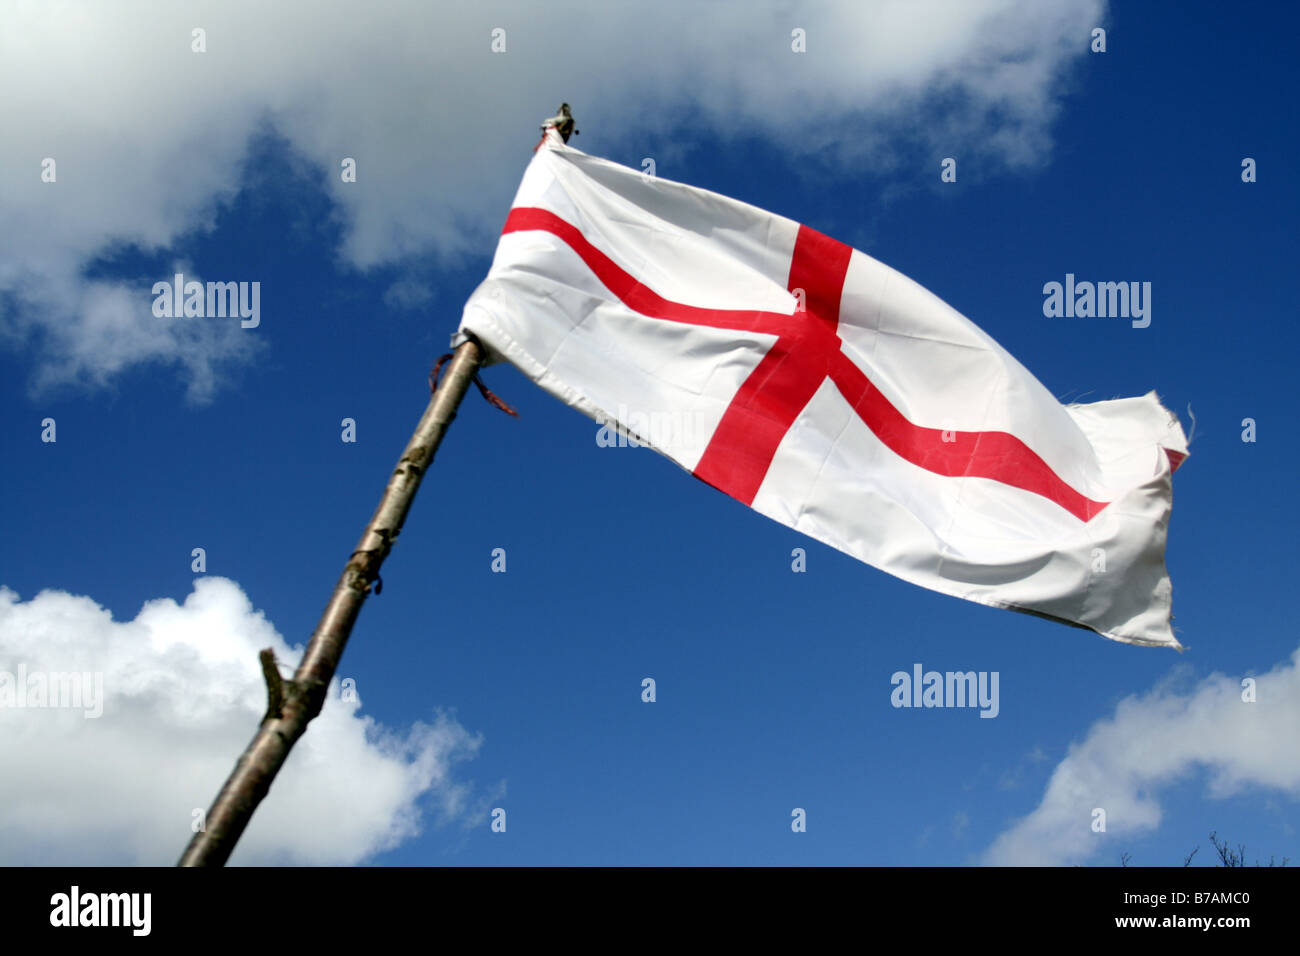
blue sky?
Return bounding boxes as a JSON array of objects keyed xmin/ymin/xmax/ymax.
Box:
[{"xmin": 1, "ymin": 1, "xmax": 1297, "ymax": 866}]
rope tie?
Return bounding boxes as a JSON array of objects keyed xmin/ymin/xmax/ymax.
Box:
[{"xmin": 429, "ymin": 352, "xmax": 519, "ymax": 417}]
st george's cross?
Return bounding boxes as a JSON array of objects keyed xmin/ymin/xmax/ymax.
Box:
[{"xmin": 458, "ymin": 124, "xmax": 1189, "ymax": 648}]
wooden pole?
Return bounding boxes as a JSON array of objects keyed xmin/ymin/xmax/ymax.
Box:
[{"xmin": 179, "ymin": 338, "xmax": 484, "ymax": 866}]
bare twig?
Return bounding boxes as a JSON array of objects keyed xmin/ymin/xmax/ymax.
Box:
[{"xmin": 259, "ymin": 649, "xmax": 284, "ymax": 722}]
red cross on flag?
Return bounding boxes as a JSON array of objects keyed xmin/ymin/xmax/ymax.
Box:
[{"xmin": 459, "ymin": 128, "xmax": 1190, "ymax": 649}]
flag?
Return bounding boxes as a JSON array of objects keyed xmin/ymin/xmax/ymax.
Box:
[{"xmin": 458, "ymin": 128, "xmax": 1189, "ymax": 648}]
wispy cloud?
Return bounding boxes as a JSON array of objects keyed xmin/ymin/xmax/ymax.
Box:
[{"xmin": 983, "ymin": 647, "xmax": 1300, "ymax": 865}]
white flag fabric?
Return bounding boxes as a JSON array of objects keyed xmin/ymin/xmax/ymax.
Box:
[{"xmin": 458, "ymin": 128, "xmax": 1189, "ymax": 648}]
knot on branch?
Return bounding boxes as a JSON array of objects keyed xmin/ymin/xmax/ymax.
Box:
[
  {"xmin": 396, "ymin": 447, "xmax": 428, "ymax": 481},
  {"xmin": 288, "ymin": 678, "xmax": 328, "ymax": 721},
  {"xmin": 345, "ymin": 527, "xmax": 396, "ymax": 595},
  {"xmin": 260, "ymin": 650, "xmax": 329, "ymax": 723}
]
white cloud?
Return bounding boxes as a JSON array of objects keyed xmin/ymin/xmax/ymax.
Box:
[
  {"xmin": 983, "ymin": 648, "xmax": 1300, "ymax": 865},
  {"xmin": 0, "ymin": 0, "xmax": 1102, "ymax": 401},
  {"xmin": 0, "ymin": 576, "xmax": 483, "ymax": 865}
]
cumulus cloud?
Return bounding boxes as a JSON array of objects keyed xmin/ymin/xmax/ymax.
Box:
[
  {"xmin": 0, "ymin": 576, "xmax": 484, "ymax": 865},
  {"xmin": 0, "ymin": 0, "xmax": 1102, "ymax": 401},
  {"xmin": 983, "ymin": 648, "xmax": 1300, "ymax": 865}
]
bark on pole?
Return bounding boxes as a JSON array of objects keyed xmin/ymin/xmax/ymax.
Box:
[{"xmin": 178, "ymin": 338, "xmax": 484, "ymax": 866}]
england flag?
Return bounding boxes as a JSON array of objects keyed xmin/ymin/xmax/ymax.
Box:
[{"xmin": 458, "ymin": 127, "xmax": 1190, "ymax": 648}]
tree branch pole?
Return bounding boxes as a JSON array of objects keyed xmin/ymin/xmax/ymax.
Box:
[{"xmin": 179, "ymin": 338, "xmax": 484, "ymax": 866}]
